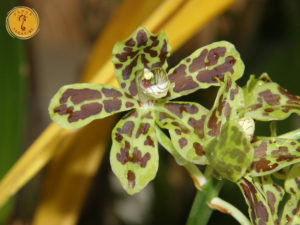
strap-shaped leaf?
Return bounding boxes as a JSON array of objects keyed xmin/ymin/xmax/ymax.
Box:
[
  {"xmin": 256, "ymin": 176, "xmax": 284, "ymax": 224},
  {"xmin": 167, "ymin": 41, "xmax": 244, "ymax": 99},
  {"xmin": 238, "ymin": 176, "xmax": 274, "ymax": 225},
  {"xmin": 110, "ymin": 109, "xmax": 158, "ymax": 195},
  {"xmin": 250, "ymin": 137, "xmax": 300, "ymax": 176},
  {"xmin": 204, "ymin": 121, "xmax": 253, "ymax": 182},
  {"xmin": 49, "ymin": 83, "xmax": 138, "ymax": 129},
  {"xmin": 154, "ymin": 101, "xmax": 208, "ymax": 164},
  {"xmin": 244, "ymin": 74, "xmax": 300, "ymax": 121},
  {"xmin": 204, "ymin": 75, "xmax": 244, "ymax": 140},
  {"xmin": 281, "ymin": 164, "xmax": 300, "ymax": 225},
  {"xmin": 112, "ymin": 27, "xmax": 171, "ymax": 99}
]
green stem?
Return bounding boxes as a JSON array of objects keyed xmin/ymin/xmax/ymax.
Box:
[
  {"xmin": 155, "ymin": 126, "xmax": 207, "ymax": 189},
  {"xmin": 186, "ymin": 177, "xmax": 224, "ymax": 225}
]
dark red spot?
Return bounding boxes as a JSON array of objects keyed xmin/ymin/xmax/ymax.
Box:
[
  {"xmin": 168, "ymin": 64, "xmax": 198, "ymax": 93},
  {"xmin": 116, "ymin": 141, "xmax": 151, "ymax": 168},
  {"xmin": 127, "ymin": 170, "xmax": 136, "ymax": 188},
  {"xmin": 68, "ymin": 103, "xmax": 102, "ymax": 122},
  {"xmin": 60, "ymin": 88, "xmax": 102, "ymax": 104},
  {"xmin": 153, "ymin": 39, "xmax": 168, "ymax": 68},
  {"xmin": 144, "ymin": 46, "xmax": 157, "ymax": 57},
  {"xmin": 196, "ymin": 56, "xmax": 236, "ymax": 84},
  {"xmin": 278, "ymin": 87, "xmax": 300, "ymax": 105},
  {"xmin": 189, "ymin": 49, "xmax": 208, "ymax": 73},
  {"xmin": 266, "ymin": 191, "xmax": 276, "ymax": 215},
  {"xmin": 165, "ymin": 103, "xmax": 198, "ymax": 119},
  {"xmin": 115, "ymin": 64, "xmax": 122, "ymax": 69},
  {"xmin": 193, "ymin": 142, "xmax": 205, "ymax": 156},
  {"xmin": 141, "ymin": 54, "xmax": 149, "ymax": 68},
  {"xmin": 125, "ymin": 38, "xmax": 136, "ymax": 47},
  {"xmin": 171, "ymin": 122, "xmax": 190, "ymax": 134},
  {"xmin": 103, "ymin": 99, "xmax": 122, "ymax": 113},
  {"xmin": 224, "ymin": 103, "xmax": 231, "ymax": 117},
  {"xmin": 188, "ymin": 115, "xmax": 206, "ymax": 139},
  {"xmin": 259, "ymin": 90, "xmax": 280, "ymax": 105},
  {"xmin": 129, "ymin": 79, "xmax": 137, "ymax": 96},
  {"xmin": 175, "ymin": 129, "xmax": 181, "ymax": 135},
  {"xmin": 206, "ymin": 47, "xmax": 226, "ymax": 66},
  {"xmin": 125, "ymin": 102, "xmax": 135, "ymax": 108},
  {"xmin": 136, "ymin": 123, "xmax": 150, "ymax": 138},
  {"xmin": 144, "ymin": 136, "xmax": 154, "ymax": 147},
  {"xmin": 136, "ymin": 30, "xmax": 148, "ymax": 47},
  {"xmin": 252, "ymin": 158, "xmax": 278, "ymax": 172},
  {"xmin": 102, "ymin": 88, "xmax": 122, "ymax": 98},
  {"xmin": 117, "ymin": 121, "xmax": 135, "ymax": 137},
  {"xmin": 277, "ymin": 154, "xmax": 299, "ymax": 162},
  {"xmin": 254, "ymin": 142, "xmax": 267, "ymax": 159},
  {"xmin": 158, "ymin": 112, "xmax": 175, "ymax": 121},
  {"xmin": 230, "ymin": 86, "xmax": 239, "ymax": 100},
  {"xmin": 142, "ymin": 112, "xmax": 153, "ymax": 119},
  {"xmin": 116, "ymin": 47, "xmax": 138, "ymax": 63},
  {"xmin": 292, "ymin": 200, "xmax": 300, "ymax": 215},
  {"xmin": 115, "ymin": 133, "xmax": 123, "ymax": 143},
  {"xmin": 264, "ymin": 108, "xmax": 274, "ymax": 113},
  {"xmin": 208, "ymin": 109, "xmax": 221, "ymax": 136},
  {"xmin": 121, "ymin": 83, "xmax": 126, "ymax": 88},
  {"xmin": 122, "ymin": 109, "xmax": 138, "ymax": 120},
  {"xmin": 178, "ymin": 137, "xmax": 188, "ymax": 148},
  {"xmin": 122, "ymin": 56, "xmax": 138, "ymax": 80}
]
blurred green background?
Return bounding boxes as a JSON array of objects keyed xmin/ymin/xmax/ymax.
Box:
[{"xmin": 0, "ymin": 0, "xmax": 299, "ymax": 224}]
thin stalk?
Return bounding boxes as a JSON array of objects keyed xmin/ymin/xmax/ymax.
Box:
[
  {"xmin": 186, "ymin": 177, "xmax": 224, "ymax": 225},
  {"xmin": 208, "ymin": 197, "xmax": 251, "ymax": 225}
]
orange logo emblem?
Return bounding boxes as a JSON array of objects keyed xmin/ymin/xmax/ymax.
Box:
[{"xmin": 6, "ymin": 6, "xmax": 39, "ymax": 40}]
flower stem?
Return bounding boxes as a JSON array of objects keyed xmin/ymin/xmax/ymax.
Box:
[{"xmin": 185, "ymin": 177, "xmax": 224, "ymax": 225}]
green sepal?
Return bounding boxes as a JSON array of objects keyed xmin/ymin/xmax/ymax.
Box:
[
  {"xmin": 110, "ymin": 109, "xmax": 158, "ymax": 195},
  {"xmin": 281, "ymin": 164, "xmax": 300, "ymax": 224},
  {"xmin": 154, "ymin": 101, "xmax": 209, "ymax": 164},
  {"xmin": 49, "ymin": 83, "xmax": 138, "ymax": 129},
  {"xmin": 167, "ymin": 41, "xmax": 244, "ymax": 99},
  {"xmin": 250, "ymin": 137, "xmax": 300, "ymax": 176},
  {"xmin": 204, "ymin": 75, "xmax": 244, "ymax": 140},
  {"xmin": 112, "ymin": 27, "xmax": 171, "ymax": 99},
  {"xmin": 204, "ymin": 121, "xmax": 253, "ymax": 182},
  {"xmin": 243, "ymin": 73, "xmax": 300, "ymax": 121},
  {"xmin": 238, "ymin": 176, "xmax": 274, "ymax": 225}
]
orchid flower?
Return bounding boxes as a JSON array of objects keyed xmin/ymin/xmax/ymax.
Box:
[{"xmin": 48, "ymin": 27, "xmax": 244, "ymax": 194}]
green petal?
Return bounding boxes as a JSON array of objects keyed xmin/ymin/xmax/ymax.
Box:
[
  {"xmin": 281, "ymin": 164, "xmax": 300, "ymax": 224},
  {"xmin": 204, "ymin": 121, "xmax": 253, "ymax": 182},
  {"xmin": 167, "ymin": 41, "xmax": 244, "ymax": 99},
  {"xmin": 49, "ymin": 83, "xmax": 138, "ymax": 129},
  {"xmin": 112, "ymin": 27, "xmax": 171, "ymax": 99},
  {"xmin": 110, "ymin": 109, "xmax": 158, "ymax": 195},
  {"xmin": 250, "ymin": 137, "xmax": 300, "ymax": 176},
  {"xmin": 204, "ymin": 75, "xmax": 244, "ymax": 140},
  {"xmin": 244, "ymin": 73, "xmax": 300, "ymax": 121},
  {"xmin": 238, "ymin": 176, "xmax": 274, "ymax": 225},
  {"xmin": 154, "ymin": 101, "xmax": 209, "ymax": 164},
  {"xmin": 256, "ymin": 176, "xmax": 284, "ymax": 223}
]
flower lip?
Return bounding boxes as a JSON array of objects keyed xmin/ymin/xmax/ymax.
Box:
[{"xmin": 136, "ymin": 67, "xmax": 170, "ymax": 101}]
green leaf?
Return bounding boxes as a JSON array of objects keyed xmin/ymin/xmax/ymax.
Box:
[
  {"xmin": 250, "ymin": 137, "xmax": 300, "ymax": 176},
  {"xmin": 280, "ymin": 164, "xmax": 300, "ymax": 225},
  {"xmin": 112, "ymin": 27, "xmax": 171, "ymax": 99},
  {"xmin": 167, "ymin": 41, "xmax": 244, "ymax": 99},
  {"xmin": 154, "ymin": 101, "xmax": 209, "ymax": 164},
  {"xmin": 204, "ymin": 121, "xmax": 253, "ymax": 182},
  {"xmin": 204, "ymin": 75, "xmax": 245, "ymax": 140},
  {"xmin": 49, "ymin": 83, "xmax": 138, "ymax": 129},
  {"xmin": 110, "ymin": 109, "xmax": 158, "ymax": 195},
  {"xmin": 238, "ymin": 176, "xmax": 274, "ymax": 225},
  {"xmin": 243, "ymin": 73, "xmax": 300, "ymax": 121}
]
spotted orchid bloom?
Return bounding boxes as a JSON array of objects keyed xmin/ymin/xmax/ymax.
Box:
[
  {"xmin": 202, "ymin": 73, "xmax": 300, "ymax": 182},
  {"xmin": 200, "ymin": 73, "xmax": 300, "ymax": 224},
  {"xmin": 49, "ymin": 27, "xmax": 245, "ymax": 194}
]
